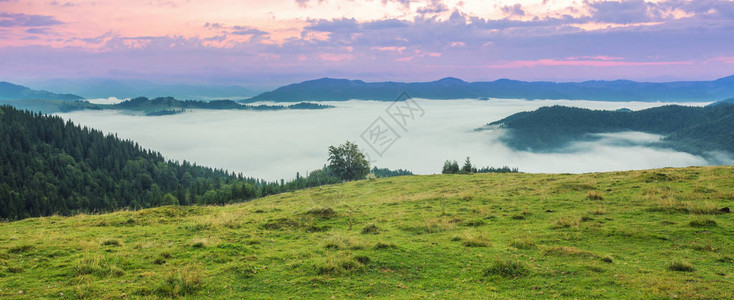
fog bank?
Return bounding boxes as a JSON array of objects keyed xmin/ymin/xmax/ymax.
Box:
[{"xmin": 57, "ymin": 99, "xmax": 714, "ymax": 180}]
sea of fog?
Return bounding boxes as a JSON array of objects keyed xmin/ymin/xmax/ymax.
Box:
[{"xmin": 56, "ymin": 99, "xmax": 713, "ymax": 181}]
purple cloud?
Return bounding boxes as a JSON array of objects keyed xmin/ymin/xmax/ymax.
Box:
[{"xmin": 0, "ymin": 13, "xmax": 63, "ymax": 27}]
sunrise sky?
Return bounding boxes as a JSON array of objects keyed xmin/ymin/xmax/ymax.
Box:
[{"xmin": 1, "ymin": 0, "xmax": 733, "ymax": 88}]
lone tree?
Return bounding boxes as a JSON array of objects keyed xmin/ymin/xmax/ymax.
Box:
[
  {"xmin": 328, "ymin": 141, "xmax": 370, "ymax": 181},
  {"xmin": 462, "ymin": 157, "xmax": 473, "ymax": 173}
]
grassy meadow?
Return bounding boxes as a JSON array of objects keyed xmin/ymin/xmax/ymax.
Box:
[{"xmin": 1, "ymin": 166, "xmax": 733, "ymax": 299}]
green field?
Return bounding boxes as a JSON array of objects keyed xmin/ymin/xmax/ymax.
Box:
[{"xmin": 1, "ymin": 166, "xmax": 733, "ymax": 299}]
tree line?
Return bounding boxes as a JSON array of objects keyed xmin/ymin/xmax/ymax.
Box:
[
  {"xmin": 0, "ymin": 106, "xmax": 347, "ymax": 220},
  {"xmin": 442, "ymin": 157, "xmax": 519, "ymax": 174}
]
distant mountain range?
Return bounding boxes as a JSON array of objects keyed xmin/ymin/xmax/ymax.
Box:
[
  {"xmin": 247, "ymin": 76, "xmax": 734, "ymax": 102},
  {"xmin": 29, "ymin": 79, "xmax": 258, "ymax": 100},
  {"xmin": 479, "ymin": 99, "xmax": 734, "ymax": 163},
  {"xmin": 0, "ymin": 81, "xmax": 83, "ymax": 101}
]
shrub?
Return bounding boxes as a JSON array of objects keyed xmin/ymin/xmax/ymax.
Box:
[
  {"xmin": 483, "ymin": 259, "xmax": 529, "ymax": 278},
  {"xmin": 668, "ymin": 261, "xmax": 694, "ymax": 272},
  {"xmin": 462, "ymin": 219, "xmax": 486, "ymax": 227},
  {"xmin": 374, "ymin": 242, "xmax": 397, "ymax": 249},
  {"xmin": 305, "ymin": 207, "xmax": 337, "ymax": 219},
  {"xmin": 689, "ymin": 218, "xmax": 717, "ymax": 227},
  {"xmin": 354, "ymin": 255, "xmax": 371, "ymax": 264},
  {"xmin": 601, "ymin": 255, "xmax": 613, "ymax": 263},
  {"xmin": 8, "ymin": 245, "xmax": 34, "ymax": 254},
  {"xmin": 102, "ymin": 239, "xmax": 122, "ymax": 246},
  {"xmin": 361, "ymin": 224, "xmax": 380, "ymax": 234}
]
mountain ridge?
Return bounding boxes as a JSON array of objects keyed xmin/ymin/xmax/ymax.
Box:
[
  {"xmin": 0, "ymin": 81, "xmax": 84, "ymax": 101},
  {"xmin": 247, "ymin": 75, "xmax": 734, "ymax": 102}
]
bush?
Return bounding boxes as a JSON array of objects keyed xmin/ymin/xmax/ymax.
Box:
[
  {"xmin": 102, "ymin": 239, "xmax": 122, "ymax": 246},
  {"xmin": 305, "ymin": 207, "xmax": 337, "ymax": 219},
  {"xmin": 7, "ymin": 245, "xmax": 34, "ymax": 254},
  {"xmin": 354, "ymin": 255, "xmax": 371, "ymax": 264},
  {"xmin": 6, "ymin": 266, "xmax": 23, "ymax": 273},
  {"xmin": 689, "ymin": 218, "xmax": 717, "ymax": 227},
  {"xmin": 462, "ymin": 219, "xmax": 485, "ymax": 227},
  {"xmin": 483, "ymin": 259, "xmax": 529, "ymax": 278},
  {"xmin": 361, "ymin": 224, "xmax": 380, "ymax": 234},
  {"xmin": 668, "ymin": 261, "xmax": 694, "ymax": 272},
  {"xmin": 374, "ymin": 242, "xmax": 397, "ymax": 249}
]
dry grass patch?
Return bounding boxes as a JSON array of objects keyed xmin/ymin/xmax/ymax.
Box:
[
  {"xmin": 587, "ymin": 191, "xmax": 604, "ymax": 200},
  {"xmin": 553, "ymin": 216, "xmax": 581, "ymax": 229}
]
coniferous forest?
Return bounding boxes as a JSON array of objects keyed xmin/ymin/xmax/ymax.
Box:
[{"xmin": 0, "ymin": 105, "xmax": 342, "ymax": 220}]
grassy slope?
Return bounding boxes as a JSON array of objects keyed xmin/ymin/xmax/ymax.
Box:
[{"xmin": 1, "ymin": 166, "xmax": 733, "ymax": 299}]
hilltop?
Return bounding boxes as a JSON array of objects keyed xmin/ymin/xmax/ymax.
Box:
[
  {"xmin": 1, "ymin": 166, "xmax": 732, "ymax": 298},
  {"xmin": 246, "ymin": 75, "xmax": 734, "ymax": 102},
  {"xmin": 0, "ymin": 82, "xmax": 83, "ymax": 101},
  {"xmin": 480, "ymin": 104, "xmax": 734, "ymax": 161}
]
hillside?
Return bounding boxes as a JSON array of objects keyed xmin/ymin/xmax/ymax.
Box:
[
  {"xmin": 0, "ymin": 106, "xmax": 338, "ymax": 220},
  {"xmin": 246, "ymin": 76, "xmax": 734, "ymax": 102},
  {"xmin": 0, "ymin": 82, "xmax": 83, "ymax": 101},
  {"xmin": 103, "ymin": 97, "xmax": 333, "ymax": 115},
  {"xmin": 481, "ymin": 104, "xmax": 734, "ymax": 160},
  {"xmin": 1, "ymin": 166, "xmax": 732, "ymax": 298}
]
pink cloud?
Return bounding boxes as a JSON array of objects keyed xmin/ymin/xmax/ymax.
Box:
[
  {"xmin": 714, "ymin": 56, "xmax": 734, "ymax": 64},
  {"xmin": 565, "ymin": 56, "xmax": 624, "ymax": 61},
  {"xmin": 487, "ymin": 58, "xmax": 694, "ymax": 69},
  {"xmin": 371, "ymin": 46, "xmax": 406, "ymax": 53},
  {"xmin": 319, "ymin": 53, "xmax": 353, "ymax": 62}
]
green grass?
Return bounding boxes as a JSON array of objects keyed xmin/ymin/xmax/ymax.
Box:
[{"xmin": 0, "ymin": 166, "xmax": 733, "ymax": 298}]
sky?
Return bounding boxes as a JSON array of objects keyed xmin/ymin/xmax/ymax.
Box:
[
  {"xmin": 1, "ymin": 0, "xmax": 734, "ymax": 88},
  {"xmin": 56, "ymin": 99, "xmax": 719, "ymax": 180}
]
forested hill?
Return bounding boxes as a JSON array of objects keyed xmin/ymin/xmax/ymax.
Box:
[
  {"xmin": 482, "ymin": 103, "xmax": 734, "ymax": 159},
  {"xmin": 247, "ymin": 75, "xmax": 734, "ymax": 102},
  {"xmin": 0, "ymin": 81, "xmax": 83, "ymax": 101},
  {"xmin": 0, "ymin": 106, "xmax": 340, "ymax": 220}
]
